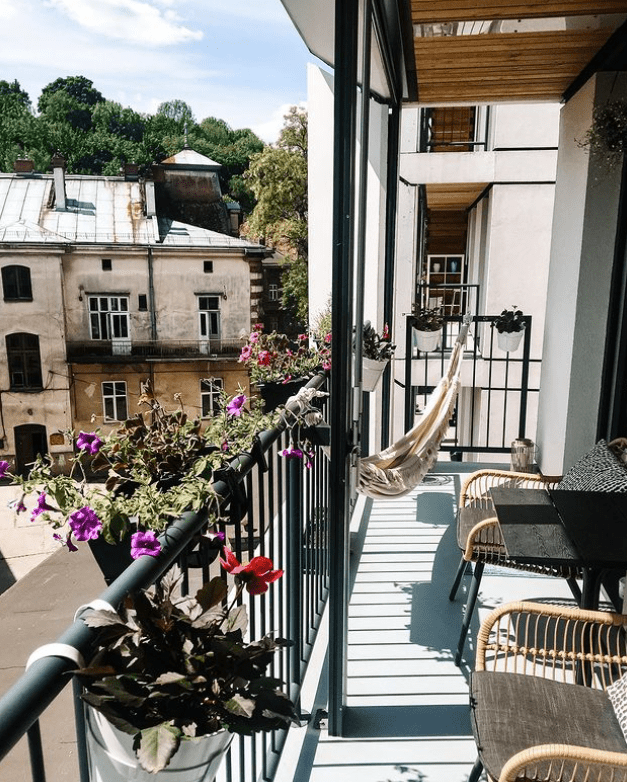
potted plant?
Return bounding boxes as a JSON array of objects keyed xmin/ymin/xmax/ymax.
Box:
[
  {"xmin": 362, "ymin": 321, "xmax": 395, "ymax": 392},
  {"xmin": 579, "ymin": 98, "xmax": 627, "ymax": 171},
  {"xmin": 493, "ymin": 306, "xmax": 526, "ymax": 352},
  {"xmin": 77, "ymin": 559, "xmax": 296, "ymax": 778},
  {"xmin": 238, "ymin": 324, "xmax": 330, "ymax": 411},
  {"xmin": 2, "ymin": 383, "xmax": 278, "ymax": 582},
  {"xmin": 413, "ymin": 307, "xmax": 444, "ymax": 352}
]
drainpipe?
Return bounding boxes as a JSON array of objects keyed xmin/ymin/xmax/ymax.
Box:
[
  {"xmin": 147, "ymin": 248, "xmax": 157, "ymax": 342},
  {"xmin": 51, "ymin": 154, "xmax": 66, "ymax": 211}
]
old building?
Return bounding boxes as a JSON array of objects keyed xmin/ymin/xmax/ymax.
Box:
[{"xmin": 0, "ymin": 154, "xmax": 269, "ymax": 474}]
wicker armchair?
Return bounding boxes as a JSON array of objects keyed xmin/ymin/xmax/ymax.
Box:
[
  {"xmin": 469, "ymin": 601, "xmax": 627, "ymax": 782},
  {"xmin": 450, "ymin": 469, "xmax": 582, "ymax": 666}
]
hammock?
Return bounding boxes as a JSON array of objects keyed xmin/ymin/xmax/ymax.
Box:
[{"xmin": 357, "ymin": 320, "xmax": 470, "ymax": 499}]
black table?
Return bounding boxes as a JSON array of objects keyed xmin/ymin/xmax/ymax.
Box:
[{"xmin": 490, "ymin": 488, "xmax": 627, "ymax": 610}]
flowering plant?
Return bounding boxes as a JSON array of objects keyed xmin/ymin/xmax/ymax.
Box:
[
  {"xmin": 362, "ymin": 321, "xmax": 395, "ymax": 361},
  {"xmin": 77, "ymin": 561, "xmax": 295, "ymax": 773},
  {"xmin": 238, "ymin": 324, "xmax": 330, "ymax": 386},
  {"xmin": 413, "ymin": 306, "xmax": 444, "ymax": 332},
  {"xmin": 493, "ymin": 306, "xmax": 526, "ymax": 333},
  {"xmin": 5, "ymin": 384, "xmax": 278, "ymax": 561}
]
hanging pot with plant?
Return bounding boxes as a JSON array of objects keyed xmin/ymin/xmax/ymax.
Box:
[
  {"xmin": 413, "ymin": 307, "xmax": 443, "ymax": 352},
  {"xmin": 580, "ymin": 99, "xmax": 627, "ymax": 171},
  {"xmin": 493, "ymin": 306, "xmax": 526, "ymax": 353},
  {"xmin": 361, "ymin": 322, "xmax": 395, "ymax": 392}
]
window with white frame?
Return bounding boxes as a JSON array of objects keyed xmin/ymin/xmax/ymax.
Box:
[
  {"xmin": 102, "ymin": 381, "xmax": 128, "ymax": 422},
  {"xmin": 200, "ymin": 377, "xmax": 224, "ymax": 417},
  {"xmin": 89, "ymin": 296, "xmax": 130, "ymax": 340},
  {"xmin": 198, "ymin": 295, "xmax": 221, "ymax": 339},
  {"xmin": 268, "ymin": 282, "xmax": 280, "ymax": 301}
]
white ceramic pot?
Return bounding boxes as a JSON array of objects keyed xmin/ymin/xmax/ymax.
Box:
[
  {"xmin": 85, "ymin": 706, "xmax": 233, "ymax": 781},
  {"xmin": 362, "ymin": 357, "xmax": 388, "ymax": 392},
  {"xmin": 497, "ymin": 330, "xmax": 524, "ymax": 353},
  {"xmin": 415, "ymin": 329, "xmax": 442, "ymax": 353}
]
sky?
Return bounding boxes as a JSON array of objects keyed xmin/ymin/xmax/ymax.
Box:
[{"xmin": 0, "ymin": 0, "xmax": 322, "ymax": 143}]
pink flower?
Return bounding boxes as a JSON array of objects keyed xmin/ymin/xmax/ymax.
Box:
[
  {"xmin": 298, "ymin": 333, "xmax": 307, "ymax": 341},
  {"xmin": 0, "ymin": 460, "xmax": 10, "ymax": 478},
  {"xmin": 220, "ymin": 548, "xmax": 283, "ymax": 595},
  {"xmin": 226, "ymin": 394, "xmax": 247, "ymax": 417},
  {"xmin": 324, "ymin": 332, "xmax": 332, "ymax": 344},
  {"xmin": 239, "ymin": 344, "xmax": 253, "ymax": 362},
  {"xmin": 323, "ymin": 360, "xmax": 332, "ymax": 371},
  {"xmin": 382, "ymin": 323, "xmax": 390, "ymax": 340},
  {"xmin": 257, "ymin": 350, "xmax": 272, "ymax": 366},
  {"xmin": 76, "ymin": 431, "xmax": 103, "ymax": 455},
  {"xmin": 249, "ymin": 331, "xmax": 260, "ymax": 344},
  {"xmin": 130, "ymin": 530, "xmax": 162, "ymax": 559},
  {"xmin": 68, "ymin": 506, "xmax": 102, "ymax": 541}
]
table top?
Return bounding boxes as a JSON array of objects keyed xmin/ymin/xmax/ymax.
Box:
[{"xmin": 490, "ymin": 487, "xmax": 627, "ymax": 569}]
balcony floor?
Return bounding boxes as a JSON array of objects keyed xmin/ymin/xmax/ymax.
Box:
[{"xmin": 278, "ymin": 462, "xmax": 576, "ymax": 782}]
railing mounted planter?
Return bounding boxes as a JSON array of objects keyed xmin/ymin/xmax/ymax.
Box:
[
  {"xmin": 85, "ymin": 706, "xmax": 233, "ymax": 782},
  {"xmin": 258, "ymin": 377, "xmax": 310, "ymax": 411},
  {"xmin": 497, "ymin": 329, "xmax": 524, "ymax": 353},
  {"xmin": 415, "ymin": 328, "xmax": 442, "ymax": 352},
  {"xmin": 362, "ymin": 357, "xmax": 388, "ymax": 392}
]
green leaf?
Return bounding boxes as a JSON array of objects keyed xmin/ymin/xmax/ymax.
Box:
[
  {"xmin": 224, "ymin": 604, "xmax": 248, "ymax": 635},
  {"xmin": 225, "ymin": 694, "xmax": 255, "ymax": 718},
  {"xmin": 195, "ymin": 577, "xmax": 227, "ymax": 611},
  {"xmin": 137, "ymin": 723, "xmax": 182, "ymax": 773}
]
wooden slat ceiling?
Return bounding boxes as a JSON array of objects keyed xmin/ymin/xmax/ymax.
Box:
[
  {"xmin": 410, "ymin": 1, "xmax": 627, "ymax": 104},
  {"xmin": 426, "ymin": 183, "xmax": 487, "ymax": 210}
]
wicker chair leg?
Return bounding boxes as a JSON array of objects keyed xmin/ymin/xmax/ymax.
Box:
[
  {"xmin": 449, "ymin": 554, "xmax": 468, "ymax": 601},
  {"xmin": 455, "ymin": 561, "xmax": 484, "ymax": 667},
  {"xmin": 468, "ymin": 756, "xmax": 484, "ymax": 782}
]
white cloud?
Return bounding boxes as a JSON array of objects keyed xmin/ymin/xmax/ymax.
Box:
[
  {"xmin": 252, "ymin": 101, "xmax": 307, "ymax": 144},
  {"xmin": 48, "ymin": 0, "xmax": 203, "ymax": 46},
  {"xmin": 0, "ymin": 0, "xmax": 18, "ymax": 20}
]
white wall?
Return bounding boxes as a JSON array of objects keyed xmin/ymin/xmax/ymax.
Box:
[
  {"xmin": 536, "ymin": 72, "xmax": 627, "ymax": 473},
  {"xmin": 491, "ymin": 103, "xmax": 561, "ymax": 149}
]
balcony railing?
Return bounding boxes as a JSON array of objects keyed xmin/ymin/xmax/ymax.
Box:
[
  {"xmin": 0, "ymin": 375, "xmax": 330, "ymax": 782},
  {"xmin": 66, "ymin": 338, "xmax": 244, "ymax": 361}
]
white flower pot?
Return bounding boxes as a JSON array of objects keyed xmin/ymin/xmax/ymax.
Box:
[
  {"xmin": 85, "ymin": 706, "xmax": 233, "ymax": 781},
  {"xmin": 362, "ymin": 357, "xmax": 388, "ymax": 392},
  {"xmin": 415, "ymin": 329, "xmax": 442, "ymax": 352},
  {"xmin": 497, "ymin": 330, "xmax": 524, "ymax": 353}
]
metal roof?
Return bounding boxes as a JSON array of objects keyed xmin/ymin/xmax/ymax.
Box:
[
  {"xmin": 0, "ymin": 174, "xmax": 263, "ymax": 250},
  {"xmin": 160, "ymin": 148, "xmax": 222, "ymax": 169}
]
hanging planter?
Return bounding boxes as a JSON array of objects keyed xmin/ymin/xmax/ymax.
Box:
[
  {"xmin": 497, "ymin": 329, "xmax": 524, "ymax": 353},
  {"xmin": 258, "ymin": 376, "xmax": 310, "ymax": 411},
  {"xmin": 579, "ymin": 99, "xmax": 627, "ymax": 171},
  {"xmin": 85, "ymin": 705, "xmax": 233, "ymax": 782},
  {"xmin": 415, "ymin": 328, "xmax": 442, "ymax": 352},
  {"xmin": 362, "ymin": 357, "xmax": 388, "ymax": 392}
]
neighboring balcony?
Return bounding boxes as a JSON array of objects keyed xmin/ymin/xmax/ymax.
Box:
[{"xmin": 66, "ymin": 338, "xmax": 244, "ymax": 362}]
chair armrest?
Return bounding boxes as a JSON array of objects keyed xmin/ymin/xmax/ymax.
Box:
[
  {"xmin": 463, "ymin": 516, "xmax": 503, "ymax": 561},
  {"xmin": 459, "ymin": 470, "xmax": 561, "ymax": 508},
  {"xmin": 476, "ymin": 600, "xmax": 627, "ymax": 683},
  {"xmin": 499, "ymin": 744, "xmax": 627, "ymax": 782}
]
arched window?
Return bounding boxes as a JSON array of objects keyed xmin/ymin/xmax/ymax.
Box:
[
  {"xmin": 6, "ymin": 333, "xmax": 43, "ymax": 390},
  {"xmin": 2, "ymin": 265, "xmax": 32, "ymax": 301}
]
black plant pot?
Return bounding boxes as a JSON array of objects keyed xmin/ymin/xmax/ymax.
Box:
[
  {"xmin": 257, "ymin": 377, "xmax": 309, "ymax": 412},
  {"xmin": 87, "ymin": 536, "xmax": 134, "ymax": 585}
]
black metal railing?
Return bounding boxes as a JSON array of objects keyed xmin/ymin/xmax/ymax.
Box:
[
  {"xmin": 404, "ymin": 314, "xmax": 537, "ymax": 456},
  {"xmin": 418, "ymin": 106, "xmax": 490, "ymax": 153},
  {"xmin": 0, "ymin": 375, "xmax": 330, "ymax": 782},
  {"xmin": 66, "ymin": 338, "xmax": 243, "ymax": 361},
  {"xmin": 417, "ymin": 281, "xmax": 480, "ymax": 321}
]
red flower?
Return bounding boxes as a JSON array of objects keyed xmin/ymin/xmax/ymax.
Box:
[{"xmin": 220, "ymin": 548, "xmax": 284, "ymax": 595}]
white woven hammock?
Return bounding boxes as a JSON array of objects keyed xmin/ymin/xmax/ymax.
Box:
[{"xmin": 357, "ymin": 321, "xmax": 470, "ymax": 499}]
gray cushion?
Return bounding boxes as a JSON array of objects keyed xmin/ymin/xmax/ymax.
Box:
[
  {"xmin": 556, "ymin": 439, "xmax": 627, "ymax": 493},
  {"xmin": 608, "ymin": 672, "xmax": 627, "ymax": 743},
  {"xmin": 471, "ymin": 671, "xmax": 626, "ymax": 781},
  {"xmin": 457, "ymin": 505, "xmax": 498, "ymax": 549}
]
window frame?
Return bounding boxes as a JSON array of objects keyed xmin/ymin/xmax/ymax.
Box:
[
  {"xmin": 200, "ymin": 377, "xmax": 224, "ymax": 417},
  {"xmin": 268, "ymin": 282, "xmax": 280, "ymax": 301},
  {"xmin": 102, "ymin": 380, "xmax": 128, "ymax": 422},
  {"xmin": 198, "ymin": 295, "xmax": 221, "ymax": 339},
  {"xmin": 6, "ymin": 332, "xmax": 43, "ymax": 390},
  {"xmin": 2, "ymin": 265, "xmax": 33, "ymax": 302},
  {"xmin": 88, "ymin": 295, "xmax": 130, "ymax": 340}
]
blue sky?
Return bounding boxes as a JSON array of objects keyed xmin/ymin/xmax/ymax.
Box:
[{"xmin": 0, "ymin": 0, "xmax": 320, "ymax": 142}]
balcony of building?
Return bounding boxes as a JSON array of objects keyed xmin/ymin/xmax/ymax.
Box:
[{"xmin": 66, "ymin": 338, "xmax": 243, "ymax": 362}]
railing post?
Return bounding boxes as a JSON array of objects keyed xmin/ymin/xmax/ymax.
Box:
[
  {"xmin": 286, "ymin": 455, "xmax": 303, "ymax": 700},
  {"xmin": 518, "ymin": 314, "xmax": 532, "ymax": 439}
]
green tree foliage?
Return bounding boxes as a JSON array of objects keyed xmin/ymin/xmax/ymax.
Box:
[
  {"xmin": 38, "ymin": 76, "xmax": 104, "ymax": 114},
  {"xmin": 0, "ymin": 79, "xmax": 31, "ymax": 109},
  {"xmin": 243, "ymin": 107, "xmax": 309, "ymax": 324}
]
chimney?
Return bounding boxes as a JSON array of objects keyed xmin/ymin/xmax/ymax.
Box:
[
  {"xmin": 144, "ymin": 176, "xmax": 157, "ymax": 218},
  {"xmin": 51, "ymin": 153, "xmax": 66, "ymax": 211},
  {"xmin": 13, "ymin": 157, "xmax": 34, "ymax": 174},
  {"xmin": 124, "ymin": 162, "xmax": 139, "ymax": 180}
]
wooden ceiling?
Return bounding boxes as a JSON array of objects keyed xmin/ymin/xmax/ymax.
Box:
[
  {"xmin": 426, "ymin": 183, "xmax": 488, "ymax": 210},
  {"xmin": 409, "ymin": 0, "xmax": 627, "ymax": 104}
]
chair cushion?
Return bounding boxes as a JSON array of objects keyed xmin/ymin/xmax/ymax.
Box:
[
  {"xmin": 555, "ymin": 439, "xmax": 627, "ymax": 493},
  {"xmin": 608, "ymin": 672, "xmax": 627, "ymax": 743},
  {"xmin": 470, "ymin": 671, "xmax": 626, "ymax": 782},
  {"xmin": 457, "ymin": 505, "xmax": 498, "ymax": 550}
]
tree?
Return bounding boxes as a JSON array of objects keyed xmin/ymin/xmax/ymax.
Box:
[
  {"xmin": 0, "ymin": 80, "xmax": 31, "ymax": 110},
  {"xmin": 156, "ymin": 99, "xmax": 195, "ymax": 126},
  {"xmin": 38, "ymin": 76, "xmax": 104, "ymax": 114},
  {"xmin": 243, "ymin": 107, "xmax": 308, "ymax": 325}
]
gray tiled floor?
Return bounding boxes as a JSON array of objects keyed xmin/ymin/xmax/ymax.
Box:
[{"xmin": 281, "ymin": 464, "xmax": 576, "ymax": 782}]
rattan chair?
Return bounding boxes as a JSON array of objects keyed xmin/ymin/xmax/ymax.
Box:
[
  {"xmin": 450, "ymin": 469, "xmax": 582, "ymax": 666},
  {"xmin": 468, "ymin": 600, "xmax": 627, "ymax": 782}
]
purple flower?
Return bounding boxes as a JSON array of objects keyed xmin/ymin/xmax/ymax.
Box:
[
  {"xmin": 130, "ymin": 530, "xmax": 162, "ymax": 559},
  {"xmin": 30, "ymin": 492, "xmax": 56, "ymax": 522},
  {"xmin": 281, "ymin": 446, "xmax": 304, "ymax": 459},
  {"xmin": 68, "ymin": 506, "xmax": 102, "ymax": 541},
  {"xmin": 76, "ymin": 431, "xmax": 103, "ymax": 455},
  {"xmin": 207, "ymin": 530, "xmax": 226, "ymax": 548},
  {"xmin": 226, "ymin": 394, "xmax": 247, "ymax": 417},
  {"xmin": 0, "ymin": 460, "xmax": 10, "ymax": 478},
  {"xmin": 8, "ymin": 497, "xmax": 26, "ymax": 514},
  {"xmin": 53, "ymin": 533, "xmax": 78, "ymax": 552}
]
